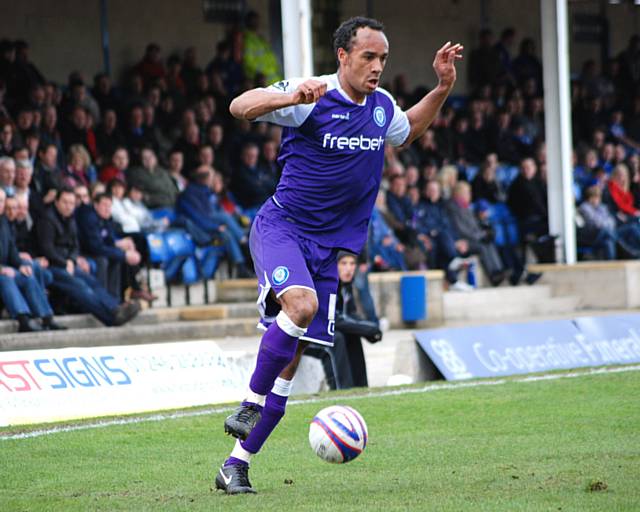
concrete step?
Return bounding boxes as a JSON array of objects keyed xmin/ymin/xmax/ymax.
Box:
[
  {"xmin": 443, "ymin": 284, "xmax": 552, "ymax": 311},
  {"xmin": 0, "ymin": 314, "xmax": 101, "ymax": 334},
  {"xmin": 444, "ymin": 289, "xmax": 581, "ymax": 321},
  {"xmin": 0, "ymin": 317, "xmax": 261, "ymax": 351},
  {"xmin": 0, "ymin": 302, "xmax": 258, "ymax": 338},
  {"xmin": 216, "ymin": 279, "xmax": 258, "ymax": 303}
]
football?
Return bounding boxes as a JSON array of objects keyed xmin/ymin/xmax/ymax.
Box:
[{"xmin": 308, "ymin": 405, "xmax": 368, "ymax": 463}]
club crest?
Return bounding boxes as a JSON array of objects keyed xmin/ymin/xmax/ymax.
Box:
[
  {"xmin": 272, "ymin": 266, "xmax": 290, "ymax": 285},
  {"xmin": 373, "ymin": 106, "xmax": 386, "ymax": 127}
]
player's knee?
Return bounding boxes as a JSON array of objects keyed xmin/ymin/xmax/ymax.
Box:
[{"xmin": 280, "ymin": 289, "xmax": 318, "ymax": 327}]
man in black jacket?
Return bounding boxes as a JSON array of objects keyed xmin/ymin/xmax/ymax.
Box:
[
  {"xmin": 0, "ymin": 189, "xmax": 62, "ymax": 331},
  {"xmin": 323, "ymin": 251, "xmax": 382, "ymax": 389},
  {"xmin": 36, "ymin": 188, "xmax": 140, "ymax": 326}
]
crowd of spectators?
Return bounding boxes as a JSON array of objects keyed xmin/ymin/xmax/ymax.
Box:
[{"xmin": 0, "ymin": 21, "xmax": 638, "ymax": 329}]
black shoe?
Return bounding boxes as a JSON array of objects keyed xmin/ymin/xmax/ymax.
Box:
[
  {"xmin": 525, "ymin": 272, "xmax": 543, "ymax": 285},
  {"xmin": 489, "ymin": 271, "xmax": 506, "ymax": 287},
  {"xmin": 18, "ymin": 318, "xmax": 43, "ymax": 333},
  {"xmin": 509, "ymin": 269, "xmax": 524, "ymax": 286},
  {"xmin": 214, "ymin": 463, "xmax": 256, "ymax": 495},
  {"xmin": 224, "ymin": 404, "xmax": 262, "ymax": 440},
  {"xmin": 113, "ymin": 300, "xmax": 141, "ymax": 326},
  {"xmin": 42, "ymin": 317, "xmax": 68, "ymax": 331}
]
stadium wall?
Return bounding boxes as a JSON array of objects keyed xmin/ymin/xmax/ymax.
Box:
[
  {"xmin": 342, "ymin": 0, "xmax": 638, "ymax": 93},
  {"xmin": 0, "ymin": 0, "xmax": 269, "ymax": 84},
  {"xmin": 0, "ymin": 1, "xmax": 637, "ymax": 91}
]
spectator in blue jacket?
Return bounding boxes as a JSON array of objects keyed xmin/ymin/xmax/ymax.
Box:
[
  {"xmin": 0, "ymin": 188, "xmax": 64, "ymax": 331},
  {"xmin": 368, "ymin": 192, "xmax": 407, "ymax": 271},
  {"xmin": 76, "ymin": 193, "xmax": 153, "ymax": 301},
  {"xmin": 415, "ymin": 180, "xmax": 472, "ymax": 291},
  {"xmin": 385, "ymin": 174, "xmax": 415, "ymax": 243},
  {"xmin": 177, "ymin": 168, "xmax": 251, "ymax": 277}
]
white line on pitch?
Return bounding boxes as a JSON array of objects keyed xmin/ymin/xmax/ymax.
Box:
[{"xmin": 2, "ymin": 364, "xmax": 639, "ymax": 441}]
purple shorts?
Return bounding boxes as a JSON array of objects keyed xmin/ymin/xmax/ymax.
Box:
[{"xmin": 250, "ymin": 211, "xmax": 339, "ymax": 347}]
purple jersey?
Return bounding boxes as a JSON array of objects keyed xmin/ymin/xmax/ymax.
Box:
[{"xmin": 257, "ymin": 74, "xmax": 410, "ymax": 253}]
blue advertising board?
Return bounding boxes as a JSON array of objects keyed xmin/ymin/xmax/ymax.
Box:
[{"xmin": 414, "ymin": 314, "xmax": 640, "ymax": 380}]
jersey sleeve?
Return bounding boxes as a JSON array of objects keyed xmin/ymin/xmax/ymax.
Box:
[
  {"xmin": 385, "ymin": 100, "xmax": 410, "ymax": 147},
  {"xmin": 255, "ymin": 77, "xmax": 316, "ymax": 127}
]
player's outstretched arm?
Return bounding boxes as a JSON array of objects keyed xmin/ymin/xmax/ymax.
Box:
[
  {"xmin": 230, "ymin": 79, "xmax": 328, "ymax": 121},
  {"xmin": 402, "ymin": 42, "xmax": 463, "ymax": 146}
]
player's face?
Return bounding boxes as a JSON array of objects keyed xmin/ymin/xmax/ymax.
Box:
[{"xmin": 339, "ymin": 27, "xmax": 389, "ymax": 99}]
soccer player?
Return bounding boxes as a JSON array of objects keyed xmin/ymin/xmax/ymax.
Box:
[{"xmin": 215, "ymin": 17, "xmax": 462, "ymax": 494}]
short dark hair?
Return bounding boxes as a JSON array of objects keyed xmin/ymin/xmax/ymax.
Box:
[
  {"xmin": 56, "ymin": 187, "xmax": 75, "ymax": 200},
  {"xmin": 107, "ymin": 178, "xmax": 126, "ymax": 193},
  {"xmin": 333, "ymin": 17, "xmax": 384, "ymax": 59},
  {"xmin": 93, "ymin": 192, "xmax": 112, "ymax": 204}
]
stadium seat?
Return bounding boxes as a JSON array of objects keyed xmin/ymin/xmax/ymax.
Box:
[
  {"xmin": 194, "ymin": 245, "xmax": 226, "ymax": 303},
  {"xmin": 145, "ymin": 230, "xmax": 200, "ymax": 306},
  {"xmin": 151, "ymin": 207, "xmax": 177, "ymax": 223},
  {"xmin": 496, "ymin": 165, "xmax": 519, "ymax": 187},
  {"xmin": 146, "ymin": 232, "xmax": 170, "ymax": 265},
  {"xmin": 464, "ymin": 165, "xmax": 479, "ymax": 182}
]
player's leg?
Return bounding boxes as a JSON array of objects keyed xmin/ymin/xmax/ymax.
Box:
[
  {"xmin": 215, "ymin": 217, "xmax": 317, "ymax": 494},
  {"xmin": 236, "ymin": 248, "xmax": 340, "ymax": 448},
  {"xmin": 223, "ymin": 286, "xmax": 317, "ymax": 440},
  {"xmin": 230, "ymin": 340, "xmax": 309, "ymax": 463},
  {"xmin": 216, "ymin": 294, "xmax": 315, "ymax": 495}
]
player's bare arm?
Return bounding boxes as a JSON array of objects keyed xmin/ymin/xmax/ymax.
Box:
[
  {"xmin": 229, "ymin": 79, "xmax": 328, "ymax": 121},
  {"xmin": 402, "ymin": 42, "xmax": 463, "ymax": 146}
]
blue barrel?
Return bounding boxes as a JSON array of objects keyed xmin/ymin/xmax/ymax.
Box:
[{"xmin": 400, "ymin": 275, "xmax": 427, "ymax": 322}]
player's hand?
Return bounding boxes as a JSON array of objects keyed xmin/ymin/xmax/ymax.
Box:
[
  {"xmin": 291, "ymin": 79, "xmax": 327, "ymax": 105},
  {"xmin": 433, "ymin": 41, "xmax": 463, "ymax": 89},
  {"xmin": 19, "ymin": 265, "xmax": 33, "ymax": 277}
]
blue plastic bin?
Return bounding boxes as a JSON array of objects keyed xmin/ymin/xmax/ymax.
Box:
[{"xmin": 400, "ymin": 275, "xmax": 427, "ymax": 322}]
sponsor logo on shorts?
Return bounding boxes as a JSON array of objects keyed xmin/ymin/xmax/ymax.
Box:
[
  {"xmin": 373, "ymin": 106, "xmax": 386, "ymax": 127},
  {"xmin": 272, "ymin": 266, "xmax": 290, "ymax": 286}
]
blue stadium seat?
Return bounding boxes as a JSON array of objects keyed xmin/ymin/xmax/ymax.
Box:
[
  {"xmin": 195, "ymin": 245, "xmax": 225, "ymax": 280},
  {"xmin": 164, "ymin": 230, "xmax": 195, "ymax": 259},
  {"xmin": 465, "ymin": 165, "xmax": 479, "ymax": 182},
  {"xmin": 195, "ymin": 244, "xmax": 227, "ymax": 303},
  {"xmin": 180, "ymin": 256, "xmax": 200, "ymax": 285},
  {"xmin": 146, "ymin": 230, "xmax": 201, "ymax": 306},
  {"xmin": 146, "ymin": 232, "xmax": 170, "ymax": 265},
  {"xmin": 151, "ymin": 207, "xmax": 177, "ymax": 223},
  {"xmin": 496, "ymin": 165, "xmax": 519, "ymax": 187}
]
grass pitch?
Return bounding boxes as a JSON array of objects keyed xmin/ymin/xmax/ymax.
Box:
[{"xmin": 1, "ymin": 368, "xmax": 639, "ymax": 511}]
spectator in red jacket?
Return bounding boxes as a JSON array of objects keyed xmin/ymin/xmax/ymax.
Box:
[{"xmin": 606, "ymin": 163, "xmax": 639, "ymax": 219}]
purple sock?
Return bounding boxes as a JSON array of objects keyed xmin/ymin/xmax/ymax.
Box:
[
  {"xmin": 241, "ymin": 391, "xmax": 289, "ymax": 454},
  {"xmin": 224, "ymin": 456, "xmax": 248, "ymax": 467},
  {"xmin": 248, "ymin": 321, "xmax": 298, "ymax": 396}
]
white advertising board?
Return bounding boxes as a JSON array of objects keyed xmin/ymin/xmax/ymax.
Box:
[{"xmin": 0, "ymin": 341, "xmax": 254, "ymax": 426}]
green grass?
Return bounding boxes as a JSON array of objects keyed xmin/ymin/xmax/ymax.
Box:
[{"xmin": 1, "ymin": 369, "xmax": 639, "ymax": 511}]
